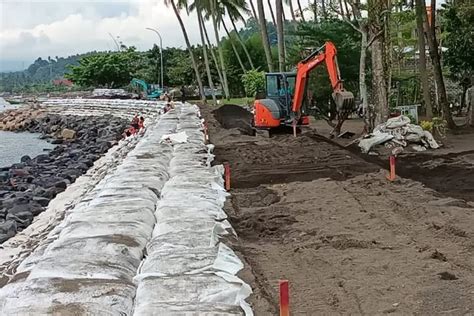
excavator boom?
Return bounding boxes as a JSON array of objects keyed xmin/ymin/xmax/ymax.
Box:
[{"xmin": 292, "ymin": 41, "xmax": 354, "ymax": 115}]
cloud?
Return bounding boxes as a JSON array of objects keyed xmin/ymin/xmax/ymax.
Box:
[{"xmin": 0, "ymin": 0, "xmax": 446, "ymax": 71}]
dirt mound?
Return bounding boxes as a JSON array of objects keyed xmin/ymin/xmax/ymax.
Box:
[
  {"xmin": 212, "ymin": 104, "xmax": 254, "ymax": 136},
  {"xmin": 214, "ymin": 132, "xmax": 379, "ymax": 188}
]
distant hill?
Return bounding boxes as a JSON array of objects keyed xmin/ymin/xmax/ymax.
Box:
[{"xmin": 0, "ymin": 52, "xmax": 101, "ymax": 92}]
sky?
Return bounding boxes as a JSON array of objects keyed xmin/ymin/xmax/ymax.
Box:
[{"xmin": 0, "ymin": 0, "xmax": 446, "ymax": 72}]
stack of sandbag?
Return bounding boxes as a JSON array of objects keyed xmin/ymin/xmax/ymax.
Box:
[{"xmin": 359, "ymin": 115, "xmax": 439, "ymax": 154}]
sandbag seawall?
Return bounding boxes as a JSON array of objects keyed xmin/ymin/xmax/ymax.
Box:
[
  {"xmin": 0, "ymin": 99, "xmax": 163, "ymax": 244},
  {"xmin": 0, "ymin": 103, "xmax": 253, "ymax": 315},
  {"xmin": 0, "ymin": 102, "xmax": 176, "ymax": 314},
  {"xmin": 133, "ymin": 105, "xmax": 252, "ymax": 315}
]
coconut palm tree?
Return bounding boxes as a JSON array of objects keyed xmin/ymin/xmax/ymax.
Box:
[
  {"xmin": 164, "ymin": 0, "xmax": 205, "ymax": 101},
  {"xmin": 197, "ymin": 8, "xmax": 217, "ymax": 104},
  {"xmin": 267, "ymin": 0, "xmax": 277, "ymax": 25},
  {"xmin": 230, "ymin": 18, "xmax": 255, "ymax": 69},
  {"xmin": 221, "ymin": 19, "xmax": 247, "ymax": 72},
  {"xmin": 276, "ymin": 0, "xmax": 285, "ymax": 72},
  {"xmin": 284, "ymin": 0, "xmax": 297, "ymax": 21},
  {"xmin": 189, "ymin": 0, "xmax": 225, "ymax": 89},
  {"xmin": 223, "ymin": 0, "xmax": 255, "ymax": 69},
  {"xmin": 296, "ymin": 0, "xmax": 305, "ymax": 21},
  {"xmin": 256, "ymin": 0, "xmax": 274, "ymax": 71}
]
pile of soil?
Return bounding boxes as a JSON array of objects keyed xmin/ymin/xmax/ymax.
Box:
[
  {"xmin": 212, "ymin": 104, "xmax": 254, "ymax": 136},
  {"xmin": 200, "ymin": 103, "xmax": 474, "ymax": 315}
]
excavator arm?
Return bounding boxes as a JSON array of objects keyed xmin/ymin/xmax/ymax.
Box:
[{"xmin": 291, "ymin": 41, "xmax": 354, "ymax": 117}]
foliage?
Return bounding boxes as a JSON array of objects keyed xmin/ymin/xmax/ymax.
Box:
[
  {"xmin": 420, "ymin": 120, "xmax": 434, "ymax": 132},
  {"xmin": 0, "ymin": 53, "xmax": 98, "ymax": 92},
  {"xmin": 442, "ymin": 0, "xmax": 474, "ymax": 85},
  {"xmin": 287, "ymin": 19, "xmax": 361, "ymax": 119},
  {"xmin": 65, "ymin": 48, "xmax": 140, "ymax": 88},
  {"xmin": 241, "ymin": 70, "xmax": 265, "ymax": 97}
]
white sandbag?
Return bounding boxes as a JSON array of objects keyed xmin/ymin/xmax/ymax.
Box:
[
  {"xmin": 161, "ymin": 131, "xmax": 188, "ymax": 143},
  {"xmin": 358, "ymin": 131, "xmax": 394, "ymax": 153}
]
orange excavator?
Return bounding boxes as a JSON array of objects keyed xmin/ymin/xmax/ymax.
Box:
[{"xmin": 253, "ymin": 41, "xmax": 354, "ymax": 133}]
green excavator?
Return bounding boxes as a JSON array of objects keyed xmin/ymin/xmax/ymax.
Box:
[{"xmin": 131, "ymin": 78, "xmax": 163, "ymax": 100}]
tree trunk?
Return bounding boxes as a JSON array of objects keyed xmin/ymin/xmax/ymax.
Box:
[
  {"xmin": 276, "ymin": 0, "xmax": 285, "ymax": 72},
  {"xmin": 203, "ymin": 20, "xmax": 224, "ymax": 90},
  {"xmin": 415, "ymin": 0, "xmax": 432, "ymax": 119},
  {"xmin": 231, "ymin": 18, "xmax": 255, "ymax": 69},
  {"xmin": 312, "ymin": 0, "xmax": 318, "ymax": 22},
  {"xmin": 371, "ymin": 38, "xmax": 389, "ymax": 125},
  {"xmin": 359, "ymin": 24, "xmax": 371, "ymax": 129},
  {"xmin": 321, "ymin": 0, "xmax": 327, "ymax": 20},
  {"xmin": 171, "ymin": 0, "xmax": 205, "ymax": 101},
  {"xmin": 338, "ymin": 0, "xmax": 345, "ymax": 17},
  {"xmin": 268, "ymin": 0, "xmax": 277, "ymax": 25},
  {"xmin": 467, "ymin": 87, "xmax": 474, "ymax": 126},
  {"xmin": 287, "ymin": 0, "xmax": 296, "ymax": 21},
  {"xmin": 422, "ymin": 0, "xmax": 455, "ymax": 128},
  {"xmin": 256, "ymin": 0, "xmax": 274, "ymax": 71},
  {"xmin": 296, "ymin": 0, "xmax": 306, "ymax": 22},
  {"xmin": 368, "ymin": 0, "xmax": 389, "ymax": 125},
  {"xmin": 210, "ymin": 8, "xmax": 230, "ymax": 100},
  {"xmin": 249, "ymin": 0, "xmax": 258, "ymax": 21},
  {"xmin": 198, "ymin": 10, "xmax": 217, "ymax": 104},
  {"xmin": 222, "ymin": 18, "xmax": 247, "ymax": 73},
  {"xmin": 343, "ymin": 0, "xmax": 351, "ymax": 20}
]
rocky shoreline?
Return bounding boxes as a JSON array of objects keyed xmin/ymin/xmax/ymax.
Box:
[{"xmin": 0, "ymin": 107, "xmax": 129, "ymax": 243}]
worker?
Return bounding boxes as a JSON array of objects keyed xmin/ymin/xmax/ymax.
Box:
[
  {"xmin": 163, "ymin": 92, "xmax": 172, "ymax": 102},
  {"xmin": 180, "ymin": 86, "xmax": 186, "ymax": 103},
  {"xmin": 163, "ymin": 102, "xmax": 172, "ymax": 113},
  {"xmin": 131, "ymin": 114, "xmax": 140, "ymax": 132},
  {"xmin": 138, "ymin": 116, "xmax": 145, "ymax": 130},
  {"xmin": 279, "ymin": 80, "xmax": 293, "ymax": 97}
]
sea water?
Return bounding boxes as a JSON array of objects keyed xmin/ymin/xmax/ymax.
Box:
[{"xmin": 0, "ymin": 131, "xmax": 54, "ymax": 168}]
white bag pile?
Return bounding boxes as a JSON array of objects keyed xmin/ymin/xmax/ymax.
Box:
[
  {"xmin": 359, "ymin": 115, "xmax": 439, "ymax": 153},
  {"xmin": 0, "ymin": 103, "xmax": 253, "ymax": 315},
  {"xmin": 133, "ymin": 105, "xmax": 252, "ymax": 315}
]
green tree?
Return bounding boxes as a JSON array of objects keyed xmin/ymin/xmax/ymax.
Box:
[
  {"xmin": 66, "ymin": 48, "xmax": 139, "ymax": 88},
  {"xmin": 242, "ymin": 69, "xmax": 265, "ymax": 97},
  {"xmin": 442, "ymin": 0, "xmax": 474, "ymax": 107}
]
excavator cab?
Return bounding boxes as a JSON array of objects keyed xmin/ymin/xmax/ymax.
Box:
[{"xmin": 253, "ymin": 73, "xmax": 309, "ymax": 129}]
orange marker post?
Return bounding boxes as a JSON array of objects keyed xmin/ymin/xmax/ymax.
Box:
[
  {"xmin": 224, "ymin": 163, "xmax": 231, "ymax": 191},
  {"xmin": 387, "ymin": 155, "xmax": 396, "ymax": 181},
  {"xmin": 279, "ymin": 280, "xmax": 290, "ymax": 316}
]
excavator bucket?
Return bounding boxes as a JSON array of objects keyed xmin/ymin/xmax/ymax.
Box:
[{"xmin": 332, "ymin": 90, "xmax": 355, "ymax": 112}]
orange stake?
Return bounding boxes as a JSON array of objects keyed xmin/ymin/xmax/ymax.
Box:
[
  {"xmin": 387, "ymin": 155, "xmax": 396, "ymax": 181},
  {"xmin": 280, "ymin": 280, "xmax": 290, "ymax": 316},
  {"xmin": 224, "ymin": 163, "xmax": 231, "ymax": 191}
]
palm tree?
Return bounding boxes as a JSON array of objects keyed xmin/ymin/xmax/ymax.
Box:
[
  {"xmin": 209, "ymin": 0, "xmax": 230, "ymax": 99},
  {"xmin": 249, "ymin": 0, "xmax": 258, "ymax": 19},
  {"xmin": 256, "ymin": 0, "xmax": 274, "ymax": 71},
  {"xmin": 189, "ymin": 0, "xmax": 225, "ymax": 89},
  {"xmin": 224, "ymin": 0, "xmax": 255, "ymax": 69},
  {"xmin": 276, "ymin": 0, "xmax": 285, "ymax": 72},
  {"xmin": 230, "ymin": 18, "xmax": 255, "ymax": 69},
  {"xmin": 197, "ymin": 8, "xmax": 218, "ymax": 104},
  {"xmin": 284, "ymin": 0, "xmax": 297, "ymax": 21},
  {"xmin": 203, "ymin": 21, "xmax": 225, "ymax": 88},
  {"xmin": 165, "ymin": 0, "xmax": 205, "ymax": 101},
  {"xmin": 296, "ymin": 0, "xmax": 305, "ymax": 21},
  {"xmin": 221, "ymin": 19, "xmax": 247, "ymax": 72},
  {"xmin": 267, "ymin": 0, "xmax": 277, "ymax": 25}
]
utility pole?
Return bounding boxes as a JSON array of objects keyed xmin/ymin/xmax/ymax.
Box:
[{"xmin": 146, "ymin": 27, "xmax": 164, "ymax": 90}]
